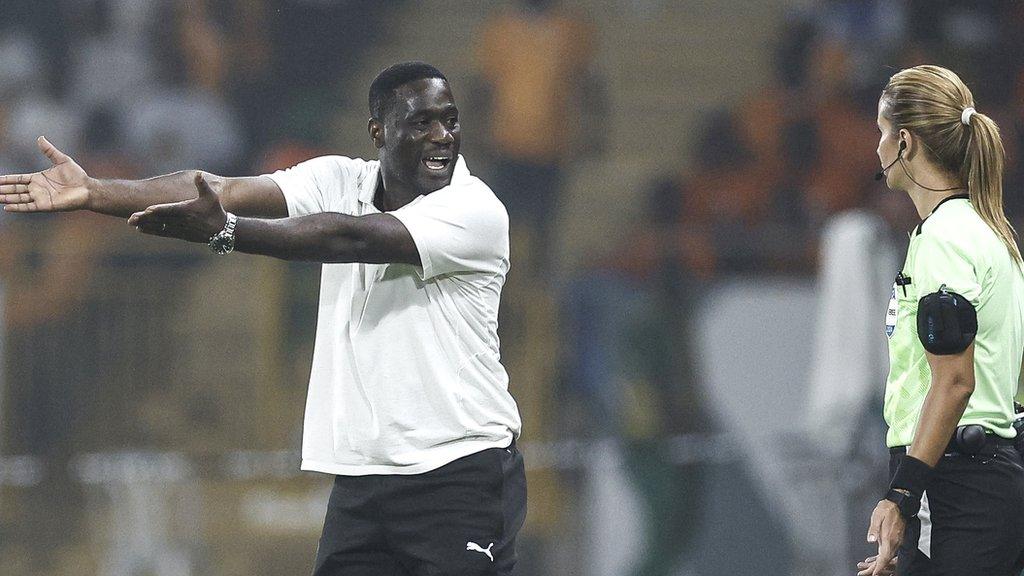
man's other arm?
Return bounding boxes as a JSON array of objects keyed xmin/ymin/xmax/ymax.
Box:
[{"xmin": 128, "ymin": 174, "xmax": 420, "ymax": 265}]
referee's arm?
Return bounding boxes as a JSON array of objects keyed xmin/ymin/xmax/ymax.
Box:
[
  {"xmin": 908, "ymin": 345, "xmax": 977, "ymax": 466},
  {"xmin": 866, "ymin": 344, "xmax": 976, "ymax": 575}
]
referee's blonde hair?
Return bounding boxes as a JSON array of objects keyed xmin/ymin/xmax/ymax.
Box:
[{"xmin": 881, "ymin": 65, "xmax": 1021, "ymax": 264}]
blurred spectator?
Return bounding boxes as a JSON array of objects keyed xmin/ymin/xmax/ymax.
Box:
[
  {"xmin": 66, "ymin": 0, "xmax": 161, "ymax": 115},
  {"xmin": 562, "ymin": 231, "xmax": 707, "ymax": 576},
  {"xmin": 800, "ymin": 39, "xmax": 878, "ymax": 222},
  {"xmin": 476, "ymin": 0, "xmax": 596, "ymax": 275},
  {"xmin": 122, "ymin": 1, "xmax": 244, "ymax": 175}
]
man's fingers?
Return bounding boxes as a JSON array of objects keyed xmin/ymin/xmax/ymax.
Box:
[
  {"xmin": 128, "ymin": 209, "xmax": 172, "ymax": 226},
  {"xmin": 0, "ymin": 192, "xmax": 32, "ymax": 205},
  {"xmin": 0, "ymin": 183, "xmax": 30, "ymax": 195},
  {"xmin": 0, "ymin": 173, "xmax": 32, "ymax": 185},
  {"xmin": 136, "ymin": 221, "xmax": 184, "ymax": 238},
  {"xmin": 135, "ymin": 219, "xmax": 209, "ymax": 243},
  {"xmin": 130, "ymin": 211, "xmax": 189, "ymax": 231},
  {"xmin": 128, "ymin": 210, "xmax": 162, "ymax": 226},
  {"xmin": 37, "ymin": 136, "xmax": 70, "ymax": 166},
  {"xmin": 133, "ymin": 199, "xmax": 194, "ymax": 222},
  {"xmin": 4, "ymin": 202, "xmax": 39, "ymax": 213}
]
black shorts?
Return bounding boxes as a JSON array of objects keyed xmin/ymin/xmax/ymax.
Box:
[
  {"xmin": 312, "ymin": 443, "xmax": 527, "ymax": 576},
  {"xmin": 891, "ymin": 445, "xmax": 1024, "ymax": 576}
]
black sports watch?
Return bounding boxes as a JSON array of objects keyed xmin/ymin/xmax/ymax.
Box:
[{"xmin": 884, "ymin": 488, "xmax": 921, "ymax": 519}]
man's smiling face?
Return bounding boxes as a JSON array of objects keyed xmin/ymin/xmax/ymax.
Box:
[{"xmin": 378, "ymin": 77, "xmax": 461, "ymax": 196}]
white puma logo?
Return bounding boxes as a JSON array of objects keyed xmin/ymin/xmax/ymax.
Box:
[{"xmin": 466, "ymin": 541, "xmax": 494, "ymax": 562}]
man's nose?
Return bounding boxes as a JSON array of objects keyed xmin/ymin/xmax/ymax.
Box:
[{"xmin": 430, "ymin": 121, "xmax": 454, "ymax": 144}]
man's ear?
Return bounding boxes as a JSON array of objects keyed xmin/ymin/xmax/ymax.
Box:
[{"xmin": 368, "ymin": 118, "xmax": 385, "ymax": 149}]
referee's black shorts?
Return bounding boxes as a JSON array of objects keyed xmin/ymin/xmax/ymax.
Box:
[
  {"xmin": 312, "ymin": 442, "xmax": 527, "ymax": 576},
  {"xmin": 891, "ymin": 444, "xmax": 1024, "ymax": 576}
]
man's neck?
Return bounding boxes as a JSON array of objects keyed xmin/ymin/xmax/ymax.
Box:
[{"xmin": 374, "ymin": 173, "xmax": 421, "ymax": 212}]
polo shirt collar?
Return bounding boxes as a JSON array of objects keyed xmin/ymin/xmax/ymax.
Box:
[
  {"xmin": 358, "ymin": 163, "xmax": 382, "ymax": 206},
  {"xmin": 357, "ymin": 155, "xmax": 470, "ymax": 207}
]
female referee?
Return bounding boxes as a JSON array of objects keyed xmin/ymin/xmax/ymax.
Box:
[{"xmin": 858, "ymin": 65, "xmax": 1024, "ymax": 576}]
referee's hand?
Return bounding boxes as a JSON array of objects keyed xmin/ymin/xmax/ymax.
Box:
[
  {"xmin": 856, "ymin": 554, "xmax": 896, "ymax": 576},
  {"xmin": 866, "ymin": 500, "xmax": 905, "ymax": 576}
]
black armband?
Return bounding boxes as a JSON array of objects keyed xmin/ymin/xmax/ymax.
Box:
[
  {"xmin": 889, "ymin": 454, "xmax": 933, "ymax": 497},
  {"xmin": 917, "ymin": 285, "xmax": 977, "ymax": 355}
]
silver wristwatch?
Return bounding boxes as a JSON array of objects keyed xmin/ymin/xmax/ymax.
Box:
[{"xmin": 208, "ymin": 212, "xmax": 237, "ymax": 255}]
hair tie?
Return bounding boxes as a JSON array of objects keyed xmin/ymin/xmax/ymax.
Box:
[{"xmin": 961, "ymin": 107, "xmax": 976, "ymax": 126}]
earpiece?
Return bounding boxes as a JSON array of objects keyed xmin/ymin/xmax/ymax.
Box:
[{"xmin": 875, "ymin": 140, "xmax": 907, "ymax": 181}]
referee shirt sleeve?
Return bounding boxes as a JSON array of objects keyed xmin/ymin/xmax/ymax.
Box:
[
  {"xmin": 389, "ymin": 182, "xmax": 509, "ymax": 280},
  {"xmin": 914, "ymin": 232, "xmax": 984, "ymax": 307},
  {"xmin": 264, "ymin": 156, "xmax": 355, "ymax": 217}
]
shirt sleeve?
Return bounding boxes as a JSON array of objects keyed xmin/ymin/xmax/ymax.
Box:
[
  {"xmin": 389, "ymin": 182, "xmax": 509, "ymax": 280},
  {"xmin": 264, "ymin": 156, "xmax": 355, "ymax": 217},
  {"xmin": 914, "ymin": 232, "xmax": 984, "ymax": 307}
]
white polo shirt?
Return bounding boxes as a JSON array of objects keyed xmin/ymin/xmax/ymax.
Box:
[{"xmin": 266, "ymin": 155, "xmax": 521, "ymax": 476}]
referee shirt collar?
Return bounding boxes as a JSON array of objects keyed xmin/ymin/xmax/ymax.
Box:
[{"xmin": 914, "ymin": 193, "xmax": 970, "ymax": 236}]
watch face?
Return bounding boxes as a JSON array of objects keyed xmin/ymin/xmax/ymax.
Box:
[{"xmin": 209, "ymin": 231, "xmax": 234, "ymax": 255}]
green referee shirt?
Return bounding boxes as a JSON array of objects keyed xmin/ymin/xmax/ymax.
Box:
[{"xmin": 884, "ymin": 195, "xmax": 1024, "ymax": 448}]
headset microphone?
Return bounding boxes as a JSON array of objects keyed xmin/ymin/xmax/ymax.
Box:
[{"xmin": 875, "ymin": 140, "xmax": 907, "ymax": 181}]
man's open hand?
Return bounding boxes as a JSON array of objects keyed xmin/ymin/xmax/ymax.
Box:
[
  {"xmin": 128, "ymin": 174, "xmax": 227, "ymax": 243},
  {"xmin": 0, "ymin": 137, "xmax": 91, "ymax": 213}
]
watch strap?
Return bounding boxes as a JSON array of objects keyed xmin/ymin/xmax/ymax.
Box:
[
  {"xmin": 884, "ymin": 488, "xmax": 921, "ymax": 519},
  {"xmin": 208, "ymin": 212, "xmax": 237, "ymax": 255}
]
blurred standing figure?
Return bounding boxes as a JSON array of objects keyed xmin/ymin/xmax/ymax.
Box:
[
  {"xmin": 859, "ymin": 65, "xmax": 1024, "ymax": 576},
  {"xmin": 0, "ymin": 62, "xmax": 526, "ymax": 576},
  {"xmin": 476, "ymin": 0, "xmax": 594, "ymax": 273}
]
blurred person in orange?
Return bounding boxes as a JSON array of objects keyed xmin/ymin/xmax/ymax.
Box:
[{"xmin": 475, "ymin": 0, "xmax": 595, "ymax": 274}]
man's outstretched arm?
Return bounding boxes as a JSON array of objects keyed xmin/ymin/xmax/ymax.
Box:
[
  {"xmin": 0, "ymin": 137, "xmax": 288, "ymax": 219},
  {"xmin": 128, "ymin": 174, "xmax": 421, "ymax": 265}
]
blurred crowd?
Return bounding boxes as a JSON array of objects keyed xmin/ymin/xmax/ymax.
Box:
[
  {"xmin": 4, "ymin": 0, "xmax": 1024, "ymax": 575},
  {"xmin": 565, "ymin": 0, "xmax": 1024, "ymax": 450}
]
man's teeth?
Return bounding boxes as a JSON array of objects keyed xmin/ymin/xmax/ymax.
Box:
[{"xmin": 424, "ymin": 157, "xmax": 450, "ymax": 170}]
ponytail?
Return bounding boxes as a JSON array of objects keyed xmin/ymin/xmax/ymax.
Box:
[
  {"xmin": 962, "ymin": 113, "xmax": 1022, "ymax": 264},
  {"xmin": 882, "ymin": 65, "xmax": 1022, "ymax": 264}
]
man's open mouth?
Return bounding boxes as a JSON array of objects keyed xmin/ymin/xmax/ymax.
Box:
[{"xmin": 423, "ymin": 156, "xmax": 452, "ymax": 171}]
